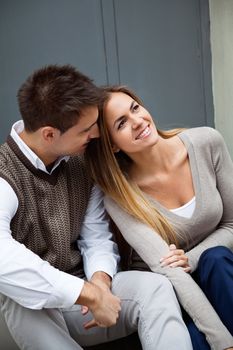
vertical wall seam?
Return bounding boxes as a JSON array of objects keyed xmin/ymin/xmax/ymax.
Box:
[
  {"xmin": 197, "ymin": 0, "xmax": 208, "ymax": 125},
  {"xmin": 100, "ymin": 0, "xmax": 109, "ymax": 84},
  {"xmin": 199, "ymin": 0, "xmax": 214, "ymax": 127},
  {"xmin": 113, "ymin": 0, "xmax": 121, "ymax": 84}
]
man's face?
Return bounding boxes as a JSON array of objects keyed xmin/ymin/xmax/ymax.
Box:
[{"xmin": 54, "ymin": 106, "xmax": 99, "ymax": 156}]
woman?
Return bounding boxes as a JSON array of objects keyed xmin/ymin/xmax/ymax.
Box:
[{"xmin": 86, "ymin": 86, "xmax": 233, "ymax": 350}]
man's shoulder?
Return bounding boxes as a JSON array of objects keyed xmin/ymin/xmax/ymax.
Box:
[
  {"xmin": 67, "ymin": 155, "xmax": 92, "ymax": 188},
  {"xmin": 0, "ymin": 140, "xmax": 10, "ymax": 156},
  {"xmin": 68, "ymin": 155, "xmax": 87, "ymax": 173},
  {"xmin": 0, "ymin": 141, "xmax": 15, "ymax": 174}
]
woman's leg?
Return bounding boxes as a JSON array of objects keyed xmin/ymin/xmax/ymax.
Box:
[
  {"xmin": 183, "ymin": 309, "xmax": 210, "ymax": 350},
  {"xmin": 195, "ymin": 246, "xmax": 233, "ymax": 334},
  {"xmin": 181, "ymin": 246, "xmax": 233, "ymax": 350}
]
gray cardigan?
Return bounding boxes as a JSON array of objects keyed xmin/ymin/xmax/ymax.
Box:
[{"xmin": 105, "ymin": 127, "xmax": 233, "ymax": 350}]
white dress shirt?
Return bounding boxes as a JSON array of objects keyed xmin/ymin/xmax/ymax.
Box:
[{"xmin": 0, "ymin": 121, "xmax": 120, "ymax": 309}]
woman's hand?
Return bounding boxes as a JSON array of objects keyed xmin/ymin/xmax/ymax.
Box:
[{"xmin": 160, "ymin": 244, "xmax": 191, "ymax": 273}]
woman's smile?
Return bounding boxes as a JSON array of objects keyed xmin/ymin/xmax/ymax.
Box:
[{"xmin": 135, "ymin": 125, "xmax": 151, "ymax": 140}]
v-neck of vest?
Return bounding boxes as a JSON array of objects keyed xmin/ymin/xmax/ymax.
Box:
[{"xmin": 7, "ymin": 135, "xmax": 65, "ymax": 186}]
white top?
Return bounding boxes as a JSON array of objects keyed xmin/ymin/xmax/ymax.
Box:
[
  {"xmin": 170, "ymin": 197, "xmax": 196, "ymax": 218},
  {"xmin": 0, "ymin": 121, "xmax": 120, "ymax": 309}
]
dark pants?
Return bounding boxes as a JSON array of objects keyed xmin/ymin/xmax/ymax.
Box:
[{"xmin": 184, "ymin": 246, "xmax": 233, "ymax": 350}]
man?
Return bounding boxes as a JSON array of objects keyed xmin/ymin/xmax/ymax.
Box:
[{"xmin": 0, "ymin": 64, "xmax": 192, "ymax": 350}]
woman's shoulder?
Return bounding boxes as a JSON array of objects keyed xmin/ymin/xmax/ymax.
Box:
[
  {"xmin": 181, "ymin": 126, "xmax": 219, "ymax": 138},
  {"xmin": 104, "ymin": 195, "xmax": 118, "ymax": 211},
  {"xmin": 180, "ymin": 126, "xmax": 224, "ymax": 149}
]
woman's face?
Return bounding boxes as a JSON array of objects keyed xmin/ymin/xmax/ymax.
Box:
[{"xmin": 104, "ymin": 92, "xmax": 159, "ymax": 155}]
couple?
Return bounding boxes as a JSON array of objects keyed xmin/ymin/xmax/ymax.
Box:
[{"xmin": 0, "ymin": 64, "xmax": 232, "ymax": 350}]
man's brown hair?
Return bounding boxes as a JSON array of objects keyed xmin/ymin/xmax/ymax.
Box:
[{"xmin": 17, "ymin": 64, "xmax": 104, "ymax": 133}]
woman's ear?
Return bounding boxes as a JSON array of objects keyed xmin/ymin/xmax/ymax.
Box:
[{"xmin": 112, "ymin": 144, "xmax": 120, "ymax": 153}]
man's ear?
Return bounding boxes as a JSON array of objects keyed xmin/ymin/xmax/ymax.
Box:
[{"xmin": 41, "ymin": 126, "xmax": 60, "ymax": 143}]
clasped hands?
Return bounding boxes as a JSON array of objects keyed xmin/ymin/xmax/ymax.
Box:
[
  {"xmin": 160, "ymin": 244, "xmax": 191, "ymax": 273},
  {"xmin": 81, "ymin": 271, "xmax": 121, "ymax": 330}
]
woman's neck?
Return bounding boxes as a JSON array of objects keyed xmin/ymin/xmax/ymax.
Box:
[{"xmin": 129, "ymin": 135, "xmax": 186, "ymax": 181}]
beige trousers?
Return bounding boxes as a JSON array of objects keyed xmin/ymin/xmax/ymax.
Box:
[{"xmin": 0, "ymin": 271, "xmax": 193, "ymax": 350}]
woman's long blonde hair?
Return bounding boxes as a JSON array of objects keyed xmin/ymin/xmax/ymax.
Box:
[{"xmin": 86, "ymin": 86, "xmax": 183, "ymax": 244}]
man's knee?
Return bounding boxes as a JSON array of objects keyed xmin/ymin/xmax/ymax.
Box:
[
  {"xmin": 142, "ymin": 273, "xmax": 173, "ymax": 296},
  {"xmin": 112, "ymin": 271, "xmax": 172, "ymax": 299}
]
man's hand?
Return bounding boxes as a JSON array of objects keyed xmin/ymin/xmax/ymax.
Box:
[
  {"xmin": 81, "ymin": 271, "xmax": 114, "ymax": 321},
  {"xmin": 90, "ymin": 271, "xmax": 112, "ymax": 291},
  {"xmin": 76, "ymin": 272, "xmax": 121, "ymax": 329},
  {"xmin": 160, "ymin": 244, "xmax": 191, "ymax": 273}
]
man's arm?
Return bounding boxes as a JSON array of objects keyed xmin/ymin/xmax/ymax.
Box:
[
  {"xmin": 0, "ymin": 178, "xmax": 84, "ymax": 309},
  {"xmin": 0, "ymin": 178, "xmax": 121, "ymax": 327},
  {"xmin": 78, "ymin": 185, "xmax": 120, "ymax": 281},
  {"xmin": 77, "ymin": 185, "xmax": 123, "ymax": 328}
]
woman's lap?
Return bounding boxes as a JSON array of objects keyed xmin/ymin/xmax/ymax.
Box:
[{"xmin": 184, "ymin": 246, "xmax": 233, "ymax": 350}]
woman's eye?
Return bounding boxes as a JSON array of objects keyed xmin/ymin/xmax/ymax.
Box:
[
  {"xmin": 118, "ymin": 119, "xmax": 126, "ymax": 129},
  {"xmin": 133, "ymin": 104, "xmax": 140, "ymax": 111}
]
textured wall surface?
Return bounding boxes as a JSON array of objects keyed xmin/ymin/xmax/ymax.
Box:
[{"xmin": 209, "ymin": 0, "xmax": 233, "ymax": 158}]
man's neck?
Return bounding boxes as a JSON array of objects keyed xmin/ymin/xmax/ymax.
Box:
[{"xmin": 19, "ymin": 130, "xmax": 56, "ymax": 166}]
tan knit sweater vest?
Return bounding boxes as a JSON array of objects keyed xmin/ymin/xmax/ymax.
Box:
[{"xmin": 0, "ymin": 136, "xmax": 92, "ymax": 277}]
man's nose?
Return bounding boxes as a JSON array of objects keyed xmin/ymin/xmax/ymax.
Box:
[{"xmin": 90, "ymin": 123, "xmax": 100, "ymax": 138}]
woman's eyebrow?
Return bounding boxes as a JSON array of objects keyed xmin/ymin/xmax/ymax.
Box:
[
  {"xmin": 113, "ymin": 100, "xmax": 135, "ymax": 128},
  {"xmin": 129, "ymin": 100, "xmax": 135, "ymax": 112}
]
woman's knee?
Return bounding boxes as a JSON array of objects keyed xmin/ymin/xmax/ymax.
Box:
[{"xmin": 199, "ymin": 246, "xmax": 232, "ymax": 267}]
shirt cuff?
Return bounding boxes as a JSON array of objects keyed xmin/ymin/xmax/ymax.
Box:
[
  {"xmin": 85, "ymin": 259, "xmax": 118, "ymax": 281},
  {"xmin": 44, "ymin": 271, "xmax": 84, "ymax": 309}
]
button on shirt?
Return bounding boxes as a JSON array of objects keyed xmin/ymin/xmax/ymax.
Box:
[{"xmin": 0, "ymin": 121, "xmax": 120, "ymax": 309}]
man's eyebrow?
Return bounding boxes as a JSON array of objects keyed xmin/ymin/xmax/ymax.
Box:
[
  {"xmin": 113, "ymin": 100, "xmax": 135, "ymax": 128},
  {"xmin": 82, "ymin": 120, "xmax": 98, "ymax": 132}
]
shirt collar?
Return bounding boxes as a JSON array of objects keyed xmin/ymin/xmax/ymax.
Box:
[{"xmin": 10, "ymin": 120, "xmax": 69, "ymax": 174}]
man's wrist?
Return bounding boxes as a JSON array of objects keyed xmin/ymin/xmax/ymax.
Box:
[
  {"xmin": 75, "ymin": 280, "xmax": 100, "ymax": 308},
  {"xmin": 91, "ymin": 271, "xmax": 112, "ymax": 290}
]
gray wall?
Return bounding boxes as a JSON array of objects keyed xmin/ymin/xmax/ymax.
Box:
[
  {"xmin": 0, "ymin": 0, "xmax": 214, "ymax": 141},
  {"xmin": 209, "ymin": 0, "xmax": 233, "ymax": 159}
]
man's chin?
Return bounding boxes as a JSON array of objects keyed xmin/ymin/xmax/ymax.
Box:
[{"xmin": 73, "ymin": 145, "xmax": 87, "ymax": 156}]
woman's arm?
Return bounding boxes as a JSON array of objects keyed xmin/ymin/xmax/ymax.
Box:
[
  {"xmin": 105, "ymin": 196, "xmax": 233, "ymax": 350},
  {"xmin": 187, "ymin": 128, "xmax": 233, "ymax": 271}
]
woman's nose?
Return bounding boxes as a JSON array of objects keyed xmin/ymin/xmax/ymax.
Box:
[{"xmin": 132, "ymin": 115, "xmax": 143, "ymax": 129}]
